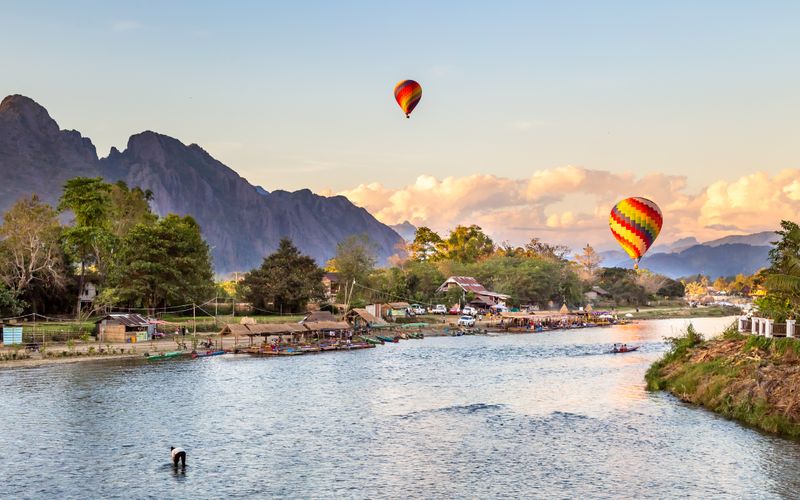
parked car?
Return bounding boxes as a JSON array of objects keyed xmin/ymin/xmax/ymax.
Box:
[
  {"xmin": 430, "ymin": 304, "xmax": 447, "ymax": 314},
  {"xmin": 457, "ymin": 315, "xmax": 476, "ymax": 327},
  {"xmin": 411, "ymin": 304, "xmax": 427, "ymax": 315},
  {"xmin": 462, "ymin": 306, "xmax": 478, "ymax": 316},
  {"xmin": 448, "ymin": 305, "xmax": 461, "ymax": 315}
]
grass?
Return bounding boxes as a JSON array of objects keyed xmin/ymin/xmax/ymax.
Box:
[{"xmin": 646, "ymin": 323, "xmax": 800, "ymax": 439}]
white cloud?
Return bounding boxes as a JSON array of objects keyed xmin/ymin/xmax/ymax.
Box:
[{"xmin": 337, "ymin": 167, "xmax": 800, "ymax": 250}]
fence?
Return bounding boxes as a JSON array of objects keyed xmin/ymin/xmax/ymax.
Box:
[{"xmin": 738, "ymin": 317, "xmax": 796, "ymax": 338}]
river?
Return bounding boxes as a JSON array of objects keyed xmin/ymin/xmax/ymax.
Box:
[{"xmin": 2, "ymin": 317, "xmax": 799, "ymax": 499}]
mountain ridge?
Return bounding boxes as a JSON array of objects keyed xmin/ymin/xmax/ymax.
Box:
[{"xmin": 0, "ymin": 95, "xmax": 404, "ymax": 273}]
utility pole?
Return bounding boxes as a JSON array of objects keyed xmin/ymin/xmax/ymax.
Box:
[{"xmin": 193, "ymin": 302, "xmax": 196, "ymax": 335}]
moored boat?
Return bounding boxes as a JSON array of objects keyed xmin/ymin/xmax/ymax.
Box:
[
  {"xmin": 191, "ymin": 350, "xmax": 225, "ymax": 359},
  {"xmin": 146, "ymin": 351, "xmax": 185, "ymax": 361}
]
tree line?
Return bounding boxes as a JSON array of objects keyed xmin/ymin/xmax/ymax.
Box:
[{"xmin": 0, "ymin": 177, "xmax": 213, "ymax": 317}]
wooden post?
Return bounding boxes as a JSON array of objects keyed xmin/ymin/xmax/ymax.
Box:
[{"xmin": 193, "ymin": 303, "xmax": 196, "ymax": 335}]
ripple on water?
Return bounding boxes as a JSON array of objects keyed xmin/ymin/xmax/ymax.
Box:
[{"xmin": 0, "ymin": 317, "xmax": 796, "ymax": 499}]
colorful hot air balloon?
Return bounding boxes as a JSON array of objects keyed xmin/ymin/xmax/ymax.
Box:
[
  {"xmin": 609, "ymin": 197, "xmax": 663, "ymax": 269},
  {"xmin": 394, "ymin": 80, "xmax": 422, "ymax": 118}
]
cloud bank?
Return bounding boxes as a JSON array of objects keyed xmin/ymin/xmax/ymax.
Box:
[{"xmin": 338, "ymin": 167, "xmax": 800, "ymax": 250}]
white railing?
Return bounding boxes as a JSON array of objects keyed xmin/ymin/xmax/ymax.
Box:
[{"xmin": 739, "ymin": 316, "xmax": 796, "ymax": 338}]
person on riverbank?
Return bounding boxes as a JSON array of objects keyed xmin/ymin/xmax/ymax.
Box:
[{"xmin": 171, "ymin": 446, "xmax": 186, "ymax": 467}]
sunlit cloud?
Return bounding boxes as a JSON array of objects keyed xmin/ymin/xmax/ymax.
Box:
[{"xmin": 336, "ymin": 167, "xmax": 800, "ymax": 250}]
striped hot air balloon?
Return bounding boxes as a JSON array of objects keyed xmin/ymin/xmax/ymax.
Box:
[
  {"xmin": 609, "ymin": 197, "xmax": 663, "ymax": 269},
  {"xmin": 394, "ymin": 80, "xmax": 422, "ymax": 118}
]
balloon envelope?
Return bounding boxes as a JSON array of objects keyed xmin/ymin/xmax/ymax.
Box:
[
  {"xmin": 394, "ymin": 80, "xmax": 422, "ymax": 117},
  {"xmin": 609, "ymin": 197, "xmax": 663, "ymax": 266}
]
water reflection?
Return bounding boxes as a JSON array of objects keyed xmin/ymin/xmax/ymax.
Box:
[{"xmin": 0, "ymin": 317, "xmax": 797, "ymax": 498}]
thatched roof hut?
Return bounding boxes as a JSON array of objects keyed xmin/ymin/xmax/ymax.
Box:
[
  {"xmin": 347, "ymin": 308, "xmax": 388, "ymax": 328},
  {"xmin": 302, "ymin": 321, "xmax": 351, "ymax": 331},
  {"xmin": 220, "ymin": 323, "xmax": 252, "ymax": 336}
]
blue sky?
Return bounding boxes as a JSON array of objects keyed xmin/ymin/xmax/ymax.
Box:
[{"xmin": 3, "ymin": 1, "xmax": 800, "ymax": 246}]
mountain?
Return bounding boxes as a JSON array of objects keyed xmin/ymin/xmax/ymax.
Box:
[
  {"xmin": 632, "ymin": 243, "xmax": 771, "ymax": 279},
  {"xmin": 702, "ymin": 231, "xmax": 776, "ymax": 247},
  {"xmin": 0, "ymin": 95, "xmax": 99, "ymax": 210},
  {"xmin": 0, "ymin": 95, "xmax": 404, "ymax": 273},
  {"xmin": 390, "ymin": 221, "xmax": 417, "ymax": 241}
]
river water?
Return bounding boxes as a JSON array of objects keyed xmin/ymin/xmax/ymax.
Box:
[{"xmin": 2, "ymin": 317, "xmax": 800, "ymax": 499}]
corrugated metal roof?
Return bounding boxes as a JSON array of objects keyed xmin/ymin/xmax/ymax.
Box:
[{"xmin": 96, "ymin": 313, "xmax": 150, "ymax": 327}]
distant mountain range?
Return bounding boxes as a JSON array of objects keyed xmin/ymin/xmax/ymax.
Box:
[
  {"xmin": 0, "ymin": 95, "xmax": 404, "ymax": 274},
  {"xmin": 599, "ymin": 232, "xmax": 776, "ymax": 279}
]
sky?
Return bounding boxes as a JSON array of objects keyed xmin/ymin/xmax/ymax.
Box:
[{"xmin": 3, "ymin": 1, "xmax": 800, "ymax": 250}]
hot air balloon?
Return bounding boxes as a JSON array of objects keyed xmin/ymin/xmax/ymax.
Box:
[
  {"xmin": 394, "ymin": 80, "xmax": 422, "ymax": 118},
  {"xmin": 609, "ymin": 197, "xmax": 663, "ymax": 269}
]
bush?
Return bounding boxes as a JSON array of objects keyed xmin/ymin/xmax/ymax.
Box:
[{"xmin": 646, "ymin": 323, "xmax": 705, "ymax": 390}]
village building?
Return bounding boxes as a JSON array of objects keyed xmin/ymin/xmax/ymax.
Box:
[
  {"xmin": 583, "ymin": 286, "xmax": 611, "ymax": 303},
  {"xmin": 95, "ymin": 313, "xmax": 153, "ymax": 343},
  {"xmin": 436, "ymin": 276, "xmax": 510, "ymax": 308},
  {"xmin": 346, "ymin": 308, "xmax": 389, "ymax": 332},
  {"xmin": 322, "ymin": 272, "xmax": 340, "ymax": 300},
  {"xmin": 301, "ymin": 310, "xmax": 337, "ymax": 323}
]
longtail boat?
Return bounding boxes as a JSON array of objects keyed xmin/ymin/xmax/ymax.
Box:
[{"xmin": 146, "ymin": 351, "xmax": 185, "ymax": 361}]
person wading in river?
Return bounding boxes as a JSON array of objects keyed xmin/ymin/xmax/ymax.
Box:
[{"xmin": 171, "ymin": 446, "xmax": 186, "ymax": 467}]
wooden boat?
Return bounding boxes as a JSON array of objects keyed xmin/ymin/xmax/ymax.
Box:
[
  {"xmin": 610, "ymin": 346, "xmax": 640, "ymax": 354},
  {"xmin": 146, "ymin": 351, "xmax": 184, "ymax": 361},
  {"xmin": 364, "ymin": 337, "xmax": 384, "ymax": 345},
  {"xmin": 191, "ymin": 350, "xmax": 225, "ymax": 359},
  {"xmin": 377, "ymin": 336, "xmax": 399, "ymax": 343}
]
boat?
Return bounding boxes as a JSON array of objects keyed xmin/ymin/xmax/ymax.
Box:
[
  {"xmin": 191, "ymin": 350, "xmax": 225, "ymax": 359},
  {"xmin": 146, "ymin": 351, "xmax": 185, "ymax": 361},
  {"xmin": 364, "ymin": 337, "xmax": 384, "ymax": 345},
  {"xmin": 377, "ymin": 336, "xmax": 399, "ymax": 343},
  {"xmin": 610, "ymin": 346, "xmax": 640, "ymax": 354}
]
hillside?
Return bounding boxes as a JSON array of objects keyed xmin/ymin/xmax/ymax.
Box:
[{"xmin": 0, "ymin": 94, "xmax": 404, "ymax": 273}]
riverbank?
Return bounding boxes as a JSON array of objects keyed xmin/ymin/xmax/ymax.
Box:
[{"xmin": 645, "ymin": 325, "xmax": 800, "ymax": 438}]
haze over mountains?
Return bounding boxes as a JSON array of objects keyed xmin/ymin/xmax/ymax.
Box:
[
  {"xmin": 600, "ymin": 232, "xmax": 775, "ymax": 279},
  {"xmin": 0, "ymin": 95, "xmax": 403, "ymax": 274}
]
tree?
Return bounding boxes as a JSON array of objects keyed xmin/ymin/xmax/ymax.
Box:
[
  {"xmin": 107, "ymin": 181, "xmax": 157, "ymax": 239},
  {"xmin": 656, "ymin": 278, "xmax": 685, "ymax": 298},
  {"xmin": 598, "ymin": 268, "xmax": 647, "ymax": 306},
  {"xmin": 574, "ymin": 244, "xmax": 601, "ymax": 282},
  {"xmin": 103, "ymin": 215, "xmax": 214, "ymax": 310},
  {"xmin": 0, "ymin": 195, "xmax": 66, "ymax": 298},
  {"xmin": 241, "ymin": 239, "xmax": 324, "ymax": 313},
  {"xmin": 58, "ymin": 177, "xmax": 113, "ymax": 316},
  {"xmin": 328, "ymin": 234, "xmax": 377, "ymax": 301},
  {"xmin": 409, "ymin": 226, "xmax": 444, "ymax": 262},
  {"xmin": 761, "ymin": 220, "xmax": 800, "ymax": 319},
  {"xmin": 442, "ymin": 225, "xmax": 494, "ymax": 263},
  {"xmin": 523, "ymin": 237, "xmax": 570, "ymax": 262}
]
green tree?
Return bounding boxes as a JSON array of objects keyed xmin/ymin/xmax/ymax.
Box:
[
  {"xmin": 598, "ymin": 267, "xmax": 647, "ymax": 306},
  {"xmin": 103, "ymin": 215, "xmax": 214, "ymax": 310},
  {"xmin": 761, "ymin": 220, "xmax": 800, "ymax": 319},
  {"xmin": 656, "ymin": 278, "xmax": 685, "ymax": 298},
  {"xmin": 328, "ymin": 234, "xmax": 377, "ymax": 301},
  {"xmin": 241, "ymin": 239, "xmax": 324, "ymax": 313},
  {"xmin": 409, "ymin": 226, "xmax": 444, "ymax": 262},
  {"xmin": 442, "ymin": 225, "xmax": 494, "ymax": 263},
  {"xmin": 58, "ymin": 177, "xmax": 113, "ymax": 316}
]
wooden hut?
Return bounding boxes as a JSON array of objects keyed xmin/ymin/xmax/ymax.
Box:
[
  {"xmin": 346, "ymin": 308, "xmax": 388, "ymax": 332},
  {"xmin": 245, "ymin": 323, "xmax": 308, "ymax": 346},
  {"xmin": 96, "ymin": 313, "xmax": 151, "ymax": 343}
]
